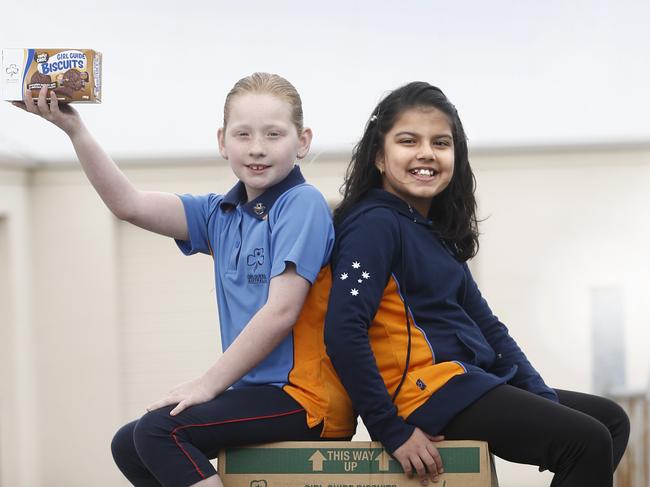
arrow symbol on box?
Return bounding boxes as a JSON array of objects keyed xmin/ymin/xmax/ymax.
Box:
[
  {"xmin": 375, "ymin": 450, "xmax": 392, "ymax": 472},
  {"xmin": 309, "ymin": 450, "xmax": 327, "ymax": 471}
]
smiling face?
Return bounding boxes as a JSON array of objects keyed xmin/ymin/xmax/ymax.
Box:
[
  {"xmin": 375, "ymin": 106, "xmax": 455, "ymax": 216},
  {"xmin": 218, "ymin": 92, "xmax": 312, "ymax": 201}
]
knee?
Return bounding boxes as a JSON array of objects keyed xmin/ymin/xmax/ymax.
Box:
[
  {"xmin": 604, "ymin": 399, "xmax": 630, "ymax": 464},
  {"xmin": 576, "ymin": 417, "xmax": 613, "ymax": 461},
  {"xmin": 608, "ymin": 400, "xmax": 630, "ymax": 441},
  {"xmin": 591, "ymin": 421, "xmax": 613, "ymax": 457},
  {"xmin": 133, "ymin": 407, "xmax": 176, "ymax": 454},
  {"xmin": 111, "ymin": 422, "xmax": 137, "ymax": 468},
  {"xmin": 554, "ymin": 415, "xmax": 612, "ymax": 462}
]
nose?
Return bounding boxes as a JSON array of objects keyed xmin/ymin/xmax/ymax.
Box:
[
  {"xmin": 416, "ymin": 144, "xmax": 435, "ymax": 161},
  {"xmin": 248, "ymin": 135, "xmax": 266, "ymax": 158}
]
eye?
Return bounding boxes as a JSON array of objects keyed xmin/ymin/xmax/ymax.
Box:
[
  {"xmin": 398, "ymin": 138, "xmax": 416, "ymax": 145},
  {"xmin": 435, "ymin": 139, "xmax": 452, "ymax": 147},
  {"xmin": 236, "ymin": 131, "xmax": 249, "ymax": 138},
  {"xmin": 267, "ymin": 131, "xmax": 281, "ymax": 138}
]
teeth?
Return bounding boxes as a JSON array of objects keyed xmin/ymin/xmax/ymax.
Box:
[{"xmin": 410, "ymin": 168, "xmax": 435, "ymax": 177}]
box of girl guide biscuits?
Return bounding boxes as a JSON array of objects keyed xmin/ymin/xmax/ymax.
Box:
[
  {"xmin": 2, "ymin": 48, "xmax": 102, "ymax": 102},
  {"xmin": 218, "ymin": 440, "xmax": 498, "ymax": 487}
]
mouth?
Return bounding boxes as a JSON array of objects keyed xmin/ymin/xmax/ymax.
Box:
[
  {"xmin": 409, "ymin": 167, "xmax": 438, "ymax": 178},
  {"xmin": 246, "ymin": 164, "xmax": 270, "ymax": 172}
]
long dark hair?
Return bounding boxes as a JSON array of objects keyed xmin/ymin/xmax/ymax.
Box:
[{"xmin": 334, "ymin": 81, "xmax": 479, "ymax": 261}]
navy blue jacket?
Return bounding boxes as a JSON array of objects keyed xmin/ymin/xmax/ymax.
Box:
[{"xmin": 324, "ymin": 189, "xmax": 558, "ymax": 453}]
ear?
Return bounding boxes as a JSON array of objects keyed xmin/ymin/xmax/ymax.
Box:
[
  {"xmin": 296, "ymin": 127, "xmax": 313, "ymax": 159},
  {"xmin": 374, "ymin": 150, "xmax": 385, "ymax": 175},
  {"xmin": 217, "ymin": 127, "xmax": 228, "ymax": 160}
]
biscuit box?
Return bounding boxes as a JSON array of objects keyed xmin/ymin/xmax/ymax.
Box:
[
  {"xmin": 217, "ymin": 440, "xmax": 498, "ymax": 487},
  {"xmin": 2, "ymin": 48, "xmax": 102, "ymax": 102}
]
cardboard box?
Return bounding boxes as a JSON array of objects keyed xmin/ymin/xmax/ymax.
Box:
[
  {"xmin": 2, "ymin": 48, "xmax": 102, "ymax": 102},
  {"xmin": 218, "ymin": 440, "xmax": 498, "ymax": 487}
]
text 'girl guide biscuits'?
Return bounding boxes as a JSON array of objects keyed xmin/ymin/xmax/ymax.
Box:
[{"xmin": 2, "ymin": 48, "xmax": 102, "ymax": 103}]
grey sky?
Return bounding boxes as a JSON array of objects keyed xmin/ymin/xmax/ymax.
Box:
[{"xmin": 1, "ymin": 0, "xmax": 649, "ymax": 162}]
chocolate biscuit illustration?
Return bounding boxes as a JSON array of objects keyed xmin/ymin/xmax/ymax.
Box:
[
  {"xmin": 53, "ymin": 85, "xmax": 75, "ymax": 99},
  {"xmin": 28, "ymin": 71, "xmax": 52, "ymax": 93},
  {"xmin": 61, "ymin": 69, "xmax": 85, "ymax": 91}
]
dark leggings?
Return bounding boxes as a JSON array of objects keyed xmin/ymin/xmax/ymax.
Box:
[
  {"xmin": 415, "ymin": 386, "xmax": 630, "ymax": 487},
  {"xmin": 111, "ymin": 386, "xmax": 326, "ymax": 487}
]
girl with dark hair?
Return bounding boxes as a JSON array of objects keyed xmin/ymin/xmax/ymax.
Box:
[{"xmin": 325, "ymin": 82, "xmax": 629, "ymax": 486}]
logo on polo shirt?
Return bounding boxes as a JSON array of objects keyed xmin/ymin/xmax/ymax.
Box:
[
  {"xmin": 247, "ymin": 248, "xmax": 268, "ymax": 285},
  {"xmin": 247, "ymin": 248, "xmax": 265, "ymax": 272}
]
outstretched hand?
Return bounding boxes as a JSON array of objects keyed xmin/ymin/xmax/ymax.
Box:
[
  {"xmin": 12, "ymin": 85, "xmax": 82, "ymax": 136},
  {"xmin": 147, "ymin": 375, "xmax": 219, "ymax": 416},
  {"xmin": 393, "ymin": 427, "xmax": 445, "ymax": 485}
]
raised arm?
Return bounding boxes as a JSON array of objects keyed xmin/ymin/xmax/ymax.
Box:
[{"xmin": 13, "ymin": 86, "xmax": 187, "ymax": 240}]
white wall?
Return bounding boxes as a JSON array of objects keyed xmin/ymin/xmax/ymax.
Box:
[
  {"xmin": 0, "ymin": 167, "xmax": 38, "ymax": 487},
  {"xmin": 474, "ymin": 147, "xmax": 650, "ymax": 394},
  {"xmin": 28, "ymin": 167, "xmax": 122, "ymax": 486}
]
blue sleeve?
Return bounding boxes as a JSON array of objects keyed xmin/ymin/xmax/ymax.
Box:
[
  {"xmin": 268, "ymin": 185, "xmax": 334, "ymax": 284},
  {"xmin": 325, "ymin": 209, "xmax": 415, "ymax": 453},
  {"xmin": 174, "ymin": 193, "xmax": 221, "ymax": 256},
  {"xmin": 461, "ymin": 264, "xmax": 559, "ymax": 402}
]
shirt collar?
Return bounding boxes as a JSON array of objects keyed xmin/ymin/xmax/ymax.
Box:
[{"xmin": 219, "ymin": 165, "xmax": 306, "ymax": 220}]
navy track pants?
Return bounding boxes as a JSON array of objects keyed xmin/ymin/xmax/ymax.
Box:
[{"xmin": 111, "ymin": 385, "xmax": 332, "ymax": 486}]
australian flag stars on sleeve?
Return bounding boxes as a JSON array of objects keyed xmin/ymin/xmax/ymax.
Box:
[{"xmin": 339, "ymin": 260, "xmax": 371, "ymax": 296}]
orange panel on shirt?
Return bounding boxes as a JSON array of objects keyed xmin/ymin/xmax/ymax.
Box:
[
  {"xmin": 283, "ymin": 266, "xmax": 356, "ymax": 438},
  {"xmin": 370, "ymin": 276, "xmax": 466, "ymax": 419}
]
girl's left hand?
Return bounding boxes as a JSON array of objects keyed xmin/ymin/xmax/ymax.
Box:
[
  {"xmin": 147, "ymin": 376, "xmax": 218, "ymax": 416},
  {"xmin": 393, "ymin": 428, "xmax": 445, "ymax": 485}
]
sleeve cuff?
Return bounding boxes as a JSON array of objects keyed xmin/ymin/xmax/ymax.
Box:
[
  {"xmin": 270, "ymin": 259, "xmax": 319, "ymax": 284},
  {"xmin": 370, "ymin": 414, "xmax": 415, "ymax": 454},
  {"xmin": 175, "ymin": 237, "xmax": 194, "ymax": 256}
]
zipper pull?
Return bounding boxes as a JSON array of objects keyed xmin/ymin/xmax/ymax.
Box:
[{"xmin": 408, "ymin": 205, "xmax": 417, "ymax": 222}]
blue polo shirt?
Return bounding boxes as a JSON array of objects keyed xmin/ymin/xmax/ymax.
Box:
[{"xmin": 175, "ymin": 166, "xmax": 334, "ymax": 388}]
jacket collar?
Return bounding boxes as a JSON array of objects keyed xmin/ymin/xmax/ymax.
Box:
[
  {"xmin": 220, "ymin": 165, "xmax": 305, "ymax": 220},
  {"xmin": 362, "ymin": 188, "xmax": 431, "ymax": 225}
]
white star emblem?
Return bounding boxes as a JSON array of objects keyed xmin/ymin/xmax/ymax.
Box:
[
  {"xmin": 362, "ymin": 271, "xmax": 370, "ymax": 279},
  {"xmin": 340, "ymin": 273, "xmax": 348, "ymax": 280},
  {"xmin": 352, "ymin": 261, "xmax": 361, "ymax": 269},
  {"xmin": 350, "ymin": 288, "xmax": 359, "ymax": 296},
  {"xmin": 358, "ymin": 279, "xmax": 363, "ymax": 283}
]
